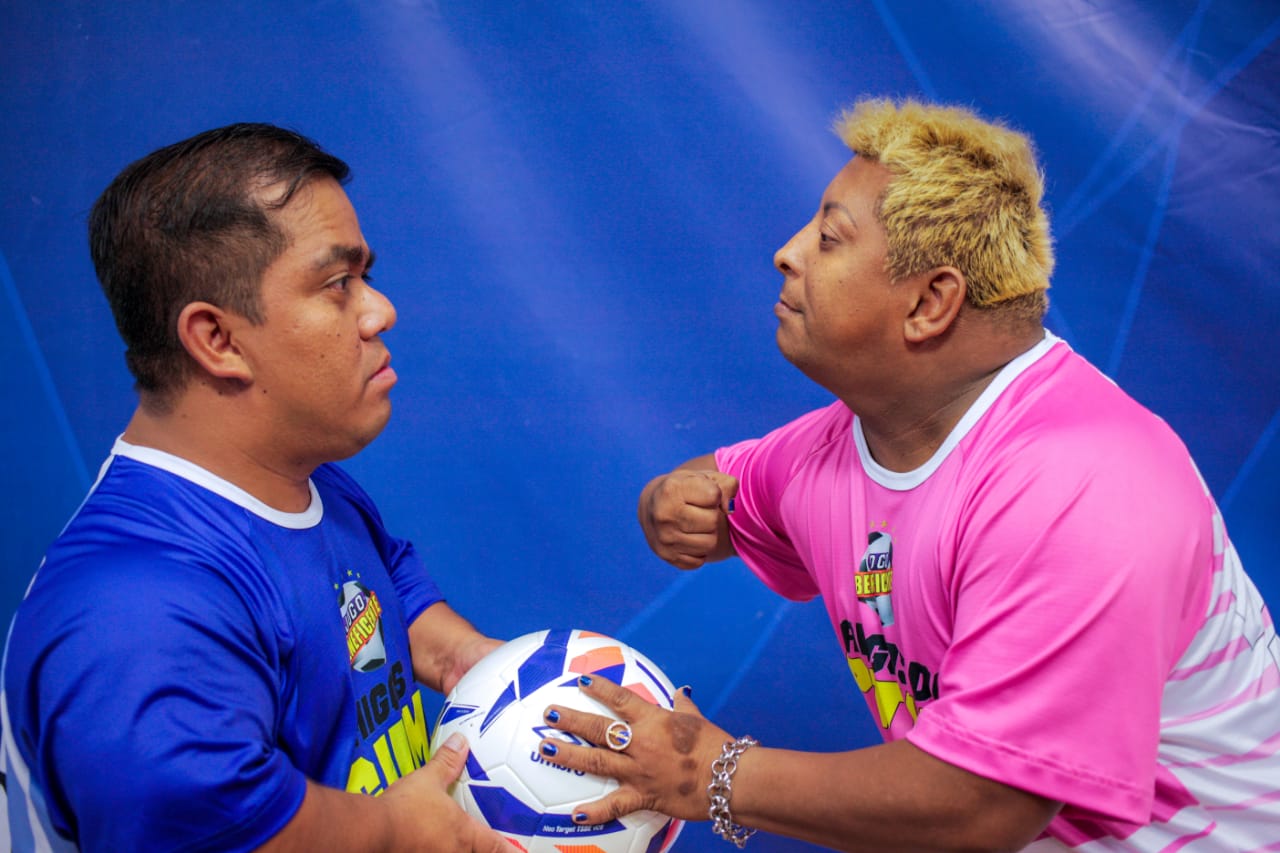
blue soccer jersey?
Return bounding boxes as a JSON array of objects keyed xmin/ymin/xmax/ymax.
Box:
[{"xmin": 2, "ymin": 439, "xmax": 444, "ymax": 851}]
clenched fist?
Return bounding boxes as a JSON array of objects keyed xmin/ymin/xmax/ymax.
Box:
[{"xmin": 638, "ymin": 459, "xmax": 739, "ymax": 569}]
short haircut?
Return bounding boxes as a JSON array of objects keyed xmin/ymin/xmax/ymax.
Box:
[
  {"xmin": 88, "ymin": 123, "xmax": 350, "ymax": 397},
  {"xmin": 834, "ymin": 98, "xmax": 1053, "ymax": 318}
]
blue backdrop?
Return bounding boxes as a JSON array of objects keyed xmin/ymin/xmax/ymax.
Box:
[{"xmin": 2, "ymin": 2, "xmax": 1277, "ymax": 850}]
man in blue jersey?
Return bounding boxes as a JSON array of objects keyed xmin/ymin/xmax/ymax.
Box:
[{"xmin": 1, "ymin": 124, "xmax": 510, "ymax": 851}]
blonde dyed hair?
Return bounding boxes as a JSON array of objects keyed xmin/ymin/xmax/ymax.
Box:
[{"xmin": 835, "ymin": 98, "xmax": 1053, "ymax": 315}]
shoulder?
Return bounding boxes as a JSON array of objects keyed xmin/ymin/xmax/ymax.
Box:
[
  {"xmin": 84, "ymin": 453, "xmax": 260, "ymax": 536},
  {"xmin": 953, "ymin": 346, "xmax": 1212, "ymax": 560},
  {"xmin": 19, "ymin": 459, "xmax": 280, "ymax": 649},
  {"xmin": 984, "ymin": 345, "xmax": 1197, "ymax": 487},
  {"xmin": 720, "ymin": 400, "xmax": 852, "ymax": 466},
  {"xmin": 715, "ymin": 401, "xmax": 855, "ymax": 512}
]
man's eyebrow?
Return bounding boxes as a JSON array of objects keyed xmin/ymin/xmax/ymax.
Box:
[
  {"xmin": 823, "ymin": 201, "xmax": 857, "ymax": 226},
  {"xmin": 313, "ymin": 244, "xmax": 375, "ymax": 270}
]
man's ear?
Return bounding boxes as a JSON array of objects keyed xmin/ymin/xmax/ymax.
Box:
[
  {"xmin": 904, "ymin": 266, "xmax": 966, "ymax": 343},
  {"xmin": 176, "ymin": 302, "xmax": 253, "ymax": 382}
]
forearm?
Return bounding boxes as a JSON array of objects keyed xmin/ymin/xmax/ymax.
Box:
[
  {"xmin": 257, "ymin": 781, "xmax": 399, "ymax": 851},
  {"xmin": 408, "ymin": 601, "xmax": 500, "ymax": 694},
  {"xmin": 259, "ymin": 774, "xmax": 499, "ymax": 852},
  {"xmin": 538, "ymin": 676, "xmax": 1057, "ymax": 852},
  {"xmin": 723, "ymin": 740, "xmax": 1059, "ymax": 853}
]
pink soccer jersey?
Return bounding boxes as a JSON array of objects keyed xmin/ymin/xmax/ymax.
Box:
[{"xmin": 717, "ymin": 334, "xmax": 1280, "ymax": 849}]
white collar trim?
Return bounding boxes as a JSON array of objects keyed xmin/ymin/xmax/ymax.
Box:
[
  {"xmin": 854, "ymin": 332, "xmax": 1063, "ymax": 490},
  {"xmin": 111, "ymin": 437, "xmax": 324, "ymax": 529}
]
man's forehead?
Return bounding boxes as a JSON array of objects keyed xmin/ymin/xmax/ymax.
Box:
[{"xmin": 825, "ymin": 156, "xmax": 891, "ymax": 205}]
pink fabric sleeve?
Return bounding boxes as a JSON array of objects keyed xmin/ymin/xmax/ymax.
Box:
[
  {"xmin": 714, "ymin": 403, "xmax": 850, "ymax": 601},
  {"xmin": 906, "ymin": 415, "xmax": 1213, "ymax": 825}
]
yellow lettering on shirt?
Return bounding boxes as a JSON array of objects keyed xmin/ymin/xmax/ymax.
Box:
[{"xmin": 346, "ymin": 688, "xmax": 432, "ymax": 796}]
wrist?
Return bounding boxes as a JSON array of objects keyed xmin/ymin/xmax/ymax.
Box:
[
  {"xmin": 707, "ymin": 735, "xmax": 758, "ymax": 847},
  {"xmin": 441, "ymin": 633, "xmax": 500, "ymax": 694}
]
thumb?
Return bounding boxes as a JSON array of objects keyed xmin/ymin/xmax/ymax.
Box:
[
  {"xmin": 706, "ymin": 471, "xmax": 739, "ymax": 514},
  {"xmin": 475, "ymin": 819, "xmax": 518, "ymax": 852},
  {"xmin": 425, "ymin": 731, "xmax": 470, "ymax": 786},
  {"xmin": 426, "ymin": 735, "xmax": 514, "ymax": 851},
  {"xmin": 673, "ymin": 684, "xmax": 706, "ymax": 718}
]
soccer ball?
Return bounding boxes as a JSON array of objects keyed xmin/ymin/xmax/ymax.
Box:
[{"xmin": 433, "ymin": 628, "xmax": 685, "ymax": 853}]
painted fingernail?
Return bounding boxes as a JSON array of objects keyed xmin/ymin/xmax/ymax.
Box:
[
  {"xmin": 540, "ymin": 741, "xmax": 558, "ymax": 757},
  {"xmin": 545, "ymin": 708, "xmax": 560, "ymax": 724},
  {"xmin": 573, "ymin": 812, "xmax": 589, "ymax": 824},
  {"xmin": 578, "ymin": 675, "xmax": 593, "ymax": 686},
  {"xmin": 679, "ymin": 685, "xmax": 693, "ymax": 698},
  {"xmin": 728, "ymin": 498, "xmax": 736, "ymax": 513}
]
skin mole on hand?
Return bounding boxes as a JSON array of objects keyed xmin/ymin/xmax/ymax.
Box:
[{"xmin": 667, "ymin": 713, "xmax": 701, "ymax": 755}]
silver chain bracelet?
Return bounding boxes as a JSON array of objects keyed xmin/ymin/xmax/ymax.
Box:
[{"xmin": 707, "ymin": 735, "xmax": 758, "ymax": 847}]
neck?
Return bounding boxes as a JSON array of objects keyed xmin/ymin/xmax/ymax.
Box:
[
  {"xmin": 849, "ymin": 323, "xmax": 1044, "ymax": 473},
  {"xmin": 124, "ymin": 386, "xmax": 315, "ymax": 513},
  {"xmin": 855, "ymin": 368, "xmax": 1001, "ymax": 471}
]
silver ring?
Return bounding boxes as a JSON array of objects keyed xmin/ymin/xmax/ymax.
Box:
[{"xmin": 604, "ymin": 720, "xmax": 633, "ymax": 752}]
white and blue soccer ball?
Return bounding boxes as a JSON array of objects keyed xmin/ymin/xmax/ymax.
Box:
[{"xmin": 433, "ymin": 628, "xmax": 685, "ymax": 853}]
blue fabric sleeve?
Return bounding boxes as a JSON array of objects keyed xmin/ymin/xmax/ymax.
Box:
[{"xmin": 16, "ymin": 536, "xmax": 307, "ymax": 851}]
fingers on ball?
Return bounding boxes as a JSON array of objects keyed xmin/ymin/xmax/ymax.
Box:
[
  {"xmin": 539, "ymin": 735, "xmax": 615, "ymax": 777},
  {"xmin": 573, "ymin": 790, "xmax": 647, "ymax": 826}
]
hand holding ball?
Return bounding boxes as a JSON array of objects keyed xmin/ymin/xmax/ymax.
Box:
[{"xmin": 432, "ymin": 629, "xmax": 684, "ymax": 853}]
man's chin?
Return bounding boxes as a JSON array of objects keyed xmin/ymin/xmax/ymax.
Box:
[{"xmin": 334, "ymin": 408, "xmax": 394, "ymax": 461}]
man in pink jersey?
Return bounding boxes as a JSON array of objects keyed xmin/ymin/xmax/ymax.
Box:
[{"xmin": 536, "ymin": 99, "xmax": 1280, "ymax": 850}]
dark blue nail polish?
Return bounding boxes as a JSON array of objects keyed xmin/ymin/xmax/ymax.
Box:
[
  {"xmin": 573, "ymin": 812, "xmax": 589, "ymax": 824},
  {"xmin": 680, "ymin": 684, "xmax": 693, "ymax": 697},
  {"xmin": 545, "ymin": 708, "xmax": 560, "ymax": 723},
  {"xmin": 540, "ymin": 741, "xmax": 558, "ymax": 757},
  {"xmin": 728, "ymin": 498, "xmax": 736, "ymax": 513},
  {"xmin": 578, "ymin": 675, "xmax": 593, "ymax": 686}
]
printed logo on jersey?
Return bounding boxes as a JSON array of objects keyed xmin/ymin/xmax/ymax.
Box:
[
  {"xmin": 841, "ymin": 618, "xmax": 938, "ymax": 731},
  {"xmin": 339, "ymin": 576, "xmax": 387, "ymax": 672},
  {"xmin": 346, "ymin": 661, "xmax": 433, "ymax": 796},
  {"xmin": 857, "ymin": 526, "xmax": 895, "ymax": 626},
  {"xmin": 845, "ymin": 522, "xmax": 938, "ymax": 732}
]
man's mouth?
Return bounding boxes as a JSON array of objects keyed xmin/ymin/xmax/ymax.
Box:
[{"xmin": 369, "ymin": 354, "xmax": 396, "ymax": 384}]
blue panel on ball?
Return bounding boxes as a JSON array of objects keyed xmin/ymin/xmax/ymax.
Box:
[
  {"xmin": 635, "ymin": 660, "xmax": 674, "ymax": 705},
  {"xmin": 536, "ymin": 811, "xmax": 627, "ymax": 838},
  {"xmin": 645, "ymin": 819, "xmax": 676, "ymax": 853},
  {"xmin": 465, "ymin": 750, "xmax": 490, "ymax": 781},
  {"xmin": 471, "ymin": 782, "xmax": 630, "ymax": 839},
  {"xmin": 437, "ymin": 701, "xmax": 479, "ymax": 728},
  {"xmin": 557, "ymin": 659, "xmax": 624, "ymax": 688},
  {"xmin": 471, "ymin": 784, "xmax": 544, "ymax": 836},
  {"xmin": 515, "ymin": 633, "xmax": 571, "ymax": 698},
  {"xmin": 480, "ymin": 682, "xmax": 518, "ymax": 736}
]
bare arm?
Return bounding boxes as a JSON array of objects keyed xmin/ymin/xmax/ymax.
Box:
[
  {"xmin": 255, "ymin": 734, "xmax": 512, "ymax": 852},
  {"xmin": 727, "ymin": 739, "xmax": 1060, "ymax": 852},
  {"xmin": 638, "ymin": 454, "xmax": 740, "ymax": 569},
  {"xmin": 541, "ymin": 677, "xmax": 1060, "ymax": 853},
  {"xmin": 407, "ymin": 601, "xmax": 503, "ymax": 695}
]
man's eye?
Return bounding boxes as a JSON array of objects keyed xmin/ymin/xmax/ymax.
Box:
[{"xmin": 329, "ymin": 270, "xmax": 373, "ymax": 291}]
